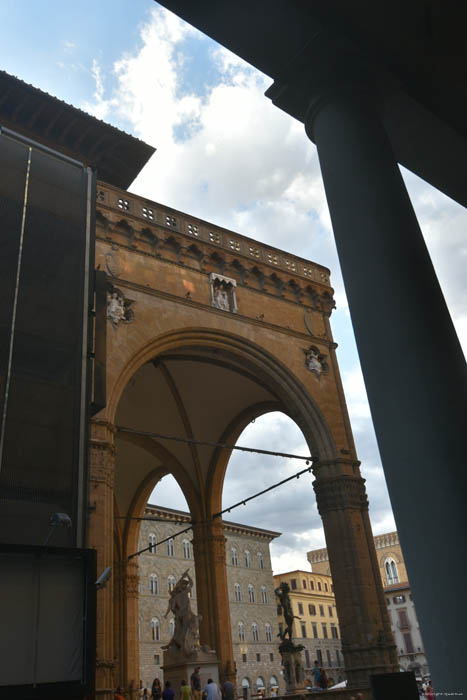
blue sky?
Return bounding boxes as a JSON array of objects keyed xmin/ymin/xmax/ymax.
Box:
[{"xmin": 2, "ymin": 1, "xmax": 465, "ymax": 572}]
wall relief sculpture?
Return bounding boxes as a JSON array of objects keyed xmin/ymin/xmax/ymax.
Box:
[
  {"xmin": 209, "ymin": 273, "xmax": 238, "ymax": 313},
  {"xmin": 303, "ymin": 345, "xmax": 328, "ymax": 377},
  {"xmin": 107, "ymin": 284, "xmax": 135, "ymax": 327}
]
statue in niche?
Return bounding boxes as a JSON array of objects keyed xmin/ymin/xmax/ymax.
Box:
[
  {"xmin": 162, "ymin": 569, "xmax": 200, "ymax": 657},
  {"xmin": 303, "ymin": 346, "xmax": 328, "ymax": 377},
  {"xmin": 107, "ymin": 286, "xmax": 135, "ymax": 327},
  {"xmin": 209, "ymin": 273, "xmax": 237, "ymax": 313},
  {"xmin": 214, "ymin": 283, "xmax": 230, "ymax": 311}
]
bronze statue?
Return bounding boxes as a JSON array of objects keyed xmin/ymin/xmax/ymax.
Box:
[{"xmin": 274, "ymin": 581, "xmax": 300, "ymax": 642}]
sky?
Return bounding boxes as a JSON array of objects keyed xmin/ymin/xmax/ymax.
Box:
[{"xmin": 2, "ymin": 1, "xmax": 465, "ymax": 574}]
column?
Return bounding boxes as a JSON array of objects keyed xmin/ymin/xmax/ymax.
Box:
[
  {"xmin": 305, "ymin": 81, "xmax": 467, "ymax": 694},
  {"xmin": 313, "ymin": 465, "xmax": 398, "ymax": 688},
  {"xmin": 123, "ymin": 559, "xmax": 140, "ymax": 692},
  {"xmin": 88, "ymin": 419, "xmax": 117, "ymax": 699},
  {"xmin": 191, "ymin": 519, "xmax": 236, "ymax": 684}
]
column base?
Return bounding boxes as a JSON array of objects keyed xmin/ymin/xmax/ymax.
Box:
[{"xmin": 162, "ymin": 647, "xmax": 220, "ymax": 692}]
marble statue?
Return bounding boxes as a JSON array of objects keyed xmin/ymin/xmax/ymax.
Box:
[{"xmin": 162, "ymin": 569, "xmax": 200, "ymax": 657}]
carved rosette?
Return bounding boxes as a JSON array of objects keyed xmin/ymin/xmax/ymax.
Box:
[{"xmin": 313, "ymin": 474, "xmax": 369, "ymax": 515}]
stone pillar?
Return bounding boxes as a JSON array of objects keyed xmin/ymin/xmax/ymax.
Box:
[
  {"xmin": 88, "ymin": 420, "xmax": 117, "ymax": 699},
  {"xmin": 191, "ymin": 518, "xmax": 236, "ymax": 684},
  {"xmin": 304, "ymin": 82, "xmax": 467, "ymax": 694},
  {"xmin": 313, "ymin": 466, "xmax": 398, "ymax": 687},
  {"xmin": 123, "ymin": 559, "xmax": 140, "ymax": 692}
]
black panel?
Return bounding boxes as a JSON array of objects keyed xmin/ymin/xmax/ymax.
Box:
[
  {"xmin": 370, "ymin": 671, "xmax": 419, "ymax": 699},
  {"xmin": 0, "ymin": 129, "xmax": 95, "ymax": 548}
]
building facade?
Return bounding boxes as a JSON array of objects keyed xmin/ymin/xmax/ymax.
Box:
[
  {"xmin": 273, "ymin": 571, "xmax": 345, "ymax": 686},
  {"xmin": 307, "ymin": 532, "xmax": 429, "ymax": 677},
  {"xmin": 138, "ymin": 505, "xmax": 284, "ymax": 696}
]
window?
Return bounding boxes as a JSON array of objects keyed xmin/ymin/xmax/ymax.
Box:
[
  {"xmin": 257, "ymin": 552, "xmax": 264, "ymax": 569},
  {"xmin": 230, "ymin": 239, "xmax": 241, "ymax": 251},
  {"xmin": 187, "ymin": 223, "xmax": 199, "ymax": 236},
  {"xmin": 336, "ymin": 649, "xmax": 341, "ymax": 666},
  {"xmin": 331, "ymin": 625, "xmax": 339, "ymax": 639},
  {"xmin": 168, "ymin": 575, "xmax": 176, "ymax": 592},
  {"xmin": 324, "ymin": 583, "xmax": 328, "ymax": 592},
  {"xmin": 310, "ymin": 580, "xmax": 314, "ymax": 590},
  {"xmin": 209, "ymin": 231, "xmax": 221, "ymax": 244},
  {"xmin": 322, "ymin": 624, "xmax": 328, "ymax": 639},
  {"xmin": 149, "ymin": 574, "xmax": 158, "ymax": 595},
  {"xmin": 270, "ymin": 654, "xmax": 274, "ymax": 663},
  {"xmin": 312, "ymin": 623, "xmax": 318, "ymax": 639},
  {"xmin": 301, "ymin": 623, "xmax": 307, "ymax": 638},
  {"xmin": 317, "ymin": 582, "xmax": 322, "ymax": 591},
  {"xmin": 245, "ymin": 550, "xmax": 251, "ymax": 568},
  {"xmin": 393, "ymin": 595, "xmax": 406, "ymax": 604},
  {"xmin": 305, "ymin": 650, "xmax": 311, "ymax": 668},
  {"xmin": 398, "ymin": 610, "xmax": 409, "ymax": 628},
  {"xmin": 238, "ymin": 622, "xmax": 245, "ymax": 641},
  {"xmin": 316, "ymin": 649, "xmax": 323, "ymax": 666},
  {"xmin": 261, "ymin": 586, "xmax": 268, "ymax": 604},
  {"xmin": 249, "ymin": 246, "xmax": 260, "ymax": 258},
  {"xmin": 291, "ymin": 579, "xmax": 297, "ymax": 590},
  {"xmin": 404, "ymin": 632, "xmax": 414, "ymax": 654},
  {"xmin": 148, "ymin": 533, "xmax": 157, "ymax": 554},
  {"xmin": 265, "ymin": 624, "xmax": 272, "ymax": 642},
  {"xmin": 117, "ymin": 198, "xmax": 129, "ymax": 210},
  {"xmin": 151, "ymin": 618, "xmax": 160, "ymax": 641},
  {"xmin": 328, "ymin": 606, "xmax": 333, "ymax": 617},
  {"xmin": 256, "ymin": 678, "xmax": 265, "ymax": 694},
  {"xmin": 278, "ymin": 623, "xmax": 283, "ymax": 637},
  {"xmin": 252, "ymin": 623, "xmax": 259, "ymax": 641},
  {"xmin": 234, "ymin": 583, "xmax": 242, "ymax": 602},
  {"xmin": 169, "ymin": 619, "xmax": 175, "ymax": 637},
  {"xmin": 298, "ymin": 603, "xmax": 304, "ymax": 615},
  {"xmin": 319, "ymin": 605, "xmax": 324, "ymax": 616},
  {"xmin": 182, "ymin": 539, "xmax": 191, "ymax": 559},
  {"xmin": 165, "ymin": 215, "xmax": 177, "ymax": 227},
  {"xmin": 331, "ymin": 585, "xmax": 334, "ymax": 593},
  {"xmin": 167, "ymin": 538, "xmax": 174, "ymax": 557},
  {"xmin": 154, "ymin": 654, "xmax": 160, "ymax": 665},
  {"xmin": 326, "ymin": 650, "xmax": 332, "ymax": 667},
  {"xmin": 248, "ymin": 584, "xmax": 256, "ymax": 603},
  {"xmin": 309, "ymin": 604, "xmax": 316, "ymax": 615},
  {"xmin": 232, "ymin": 547, "xmax": 239, "ymax": 566},
  {"xmin": 385, "ymin": 558, "xmax": 400, "ymax": 585},
  {"xmin": 256, "ymin": 653, "xmax": 261, "ymax": 662},
  {"xmin": 242, "ymin": 654, "xmax": 247, "ymax": 663}
]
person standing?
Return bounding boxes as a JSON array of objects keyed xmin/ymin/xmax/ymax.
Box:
[
  {"xmin": 221, "ymin": 680, "xmax": 235, "ymax": 700},
  {"xmin": 152, "ymin": 679, "xmax": 162, "ymax": 700},
  {"xmin": 181, "ymin": 680, "xmax": 191, "ymax": 700},
  {"xmin": 163, "ymin": 681, "xmax": 175, "ymax": 700},
  {"xmin": 425, "ymin": 680, "xmax": 435, "ymax": 700},
  {"xmin": 203, "ymin": 679, "xmax": 221, "ymax": 700},
  {"xmin": 191, "ymin": 667, "xmax": 202, "ymax": 700},
  {"xmin": 312, "ymin": 661, "xmax": 320, "ymax": 688}
]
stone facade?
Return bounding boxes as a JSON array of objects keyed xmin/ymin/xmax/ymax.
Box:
[
  {"xmin": 273, "ymin": 571, "xmax": 345, "ymax": 687},
  {"xmin": 138, "ymin": 505, "xmax": 284, "ymax": 697},
  {"xmin": 307, "ymin": 532, "xmax": 429, "ymax": 678}
]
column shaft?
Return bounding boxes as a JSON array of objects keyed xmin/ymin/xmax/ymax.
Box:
[
  {"xmin": 192, "ymin": 519, "xmax": 236, "ymax": 684},
  {"xmin": 307, "ymin": 89, "xmax": 467, "ymax": 693}
]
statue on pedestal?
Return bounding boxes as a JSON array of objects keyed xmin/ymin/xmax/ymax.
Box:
[
  {"xmin": 274, "ymin": 581, "xmax": 306, "ymax": 694},
  {"xmin": 162, "ymin": 569, "xmax": 200, "ymax": 657}
]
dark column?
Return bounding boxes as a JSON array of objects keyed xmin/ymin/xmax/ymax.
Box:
[{"xmin": 305, "ymin": 85, "xmax": 467, "ymax": 694}]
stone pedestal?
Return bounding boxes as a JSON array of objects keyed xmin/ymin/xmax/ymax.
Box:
[
  {"xmin": 278, "ymin": 642, "xmax": 306, "ymax": 695},
  {"xmin": 162, "ymin": 647, "xmax": 220, "ymax": 697}
]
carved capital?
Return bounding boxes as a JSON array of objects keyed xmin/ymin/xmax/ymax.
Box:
[{"xmin": 313, "ymin": 474, "xmax": 369, "ymax": 515}]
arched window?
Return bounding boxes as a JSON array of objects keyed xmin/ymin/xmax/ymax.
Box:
[
  {"xmin": 257, "ymin": 552, "xmax": 264, "ymax": 569},
  {"xmin": 168, "ymin": 575, "xmax": 176, "ymax": 592},
  {"xmin": 245, "ymin": 550, "xmax": 251, "ymax": 568},
  {"xmin": 256, "ymin": 677, "xmax": 265, "ymax": 692},
  {"xmin": 183, "ymin": 539, "xmax": 191, "ymax": 559},
  {"xmin": 248, "ymin": 584, "xmax": 256, "ymax": 603},
  {"xmin": 149, "ymin": 533, "xmax": 157, "ymax": 554},
  {"xmin": 151, "ymin": 618, "xmax": 160, "ymax": 641},
  {"xmin": 269, "ymin": 677, "xmax": 278, "ymax": 690},
  {"xmin": 234, "ymin": 583, "xmax": 242, "ymax": 602},
  {"xmin": 242, "ymin": 679, "xmax": 250, "ymax": 690},
  {"xmin": 232, "ymin": 547, "xmax": 239, "ymax": 566},
  {"xmin": 261, "ymin": 586, "xmax": 268, "ymax": 604},
  {"xmin": 385, "ymin": 558, "xmax": 399, "ymax": 585},
  {"xmin": 149, "ymin": 573, "xmax": 158, "ymax": 595},
  {"xmin": 238, "ymin": 622, "xmax": 245, "ymax": 641},
  {"xmin": 169, "ymin": 619, "xmax": 175, "ymax": 637},
  {"xmin": 167, "ymin": 537, "xmax": 175, "ymax": 557},
  {"xmin": 265, "ymin": 623, "xmax": 272, "ymax": 641},
  {"xmin": 251, "ymin": 623, "xmax": 259, "ymax": 641}
]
